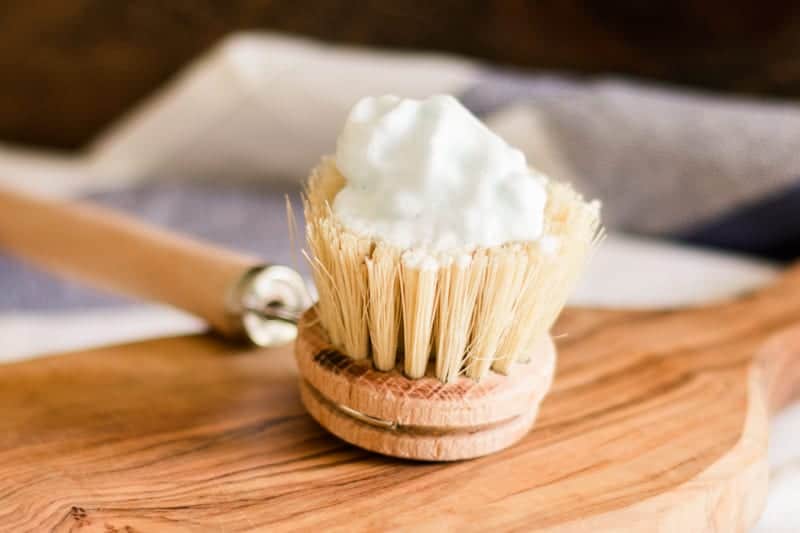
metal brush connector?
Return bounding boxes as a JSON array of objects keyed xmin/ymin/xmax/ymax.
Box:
[{"xmin": 228, "ymin": 264, "xmax": 311, "ymax": 347}]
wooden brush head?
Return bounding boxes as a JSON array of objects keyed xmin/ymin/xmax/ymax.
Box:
[
  {"xmin": 300, "ymin": 158, "xmax": 598, "ymax": 459},
  {"xmin": 295, "ymin": 309, "xmax": 556, "ymax": 460}
]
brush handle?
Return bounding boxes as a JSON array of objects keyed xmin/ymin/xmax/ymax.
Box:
[{"xmin": 0, "ymin": 186, "xmax": 297, "ymax": 339}]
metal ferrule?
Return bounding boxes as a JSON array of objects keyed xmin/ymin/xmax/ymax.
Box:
[{"xmin": 227, "ymin": 264, "xmax": 311, "ymax": 347}]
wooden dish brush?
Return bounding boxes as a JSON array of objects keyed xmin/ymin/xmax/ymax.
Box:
[{"xmin": 296, "ymin": 159, "xmax": 601, "ymax": 460}]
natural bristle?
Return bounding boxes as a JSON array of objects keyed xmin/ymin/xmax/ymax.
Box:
[
  {"xmin": 400, "ymin": 259, "xmax": 437, "ymax": 378},
  {"xmin": 435, "ymin": 254, "xmax": 485, "ymax": 382},
  {"xmin": 365, "ymin": 244, "xmax": 401, "ymax": 371},
  {"xmin": 304, "ymin": 157, "xmax": 601, "ymax": 383}
]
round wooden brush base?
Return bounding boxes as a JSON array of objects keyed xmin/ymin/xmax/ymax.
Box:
[{"xmin": 294, "ymin": 309, "xmax": 556, "ymax": 461}]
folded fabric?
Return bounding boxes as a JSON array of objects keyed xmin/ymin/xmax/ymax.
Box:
[
  {"xmin": 463, "ymin": 74, "xmax": 800, "ymax": 259},
  {"xmin": 1, "ymin": 31, "xmax": 797, "ymax": 313}
]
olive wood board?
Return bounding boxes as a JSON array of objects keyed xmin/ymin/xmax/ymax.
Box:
[{"xmin": 3, "ymin": 266, "xmax": 800, "ymax": 532}]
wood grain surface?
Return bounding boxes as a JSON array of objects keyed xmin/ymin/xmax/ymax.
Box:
[{"xmin": 2, "ymin": 265, "xmax": 800, "ymax": 531}]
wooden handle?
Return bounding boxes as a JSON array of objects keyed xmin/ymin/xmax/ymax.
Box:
[{"xmin": 0, "ymin": 186, "xmax": 262, "ymax": 337}]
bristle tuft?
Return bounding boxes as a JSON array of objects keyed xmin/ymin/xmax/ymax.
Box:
[
  {"xmin": 400, "ymin": 252, "xmax": 438, "ymax": 378},
  {"xmin": 434, "ymin": 254, "xmax": 485, "ymax": 382},
  {"xmin": 303, "ymin": 158, "xmax": 602, "ymax": 382},
  {"xmin": 366, "ymin": 244, "xmax": 401, "ymax": 370}
]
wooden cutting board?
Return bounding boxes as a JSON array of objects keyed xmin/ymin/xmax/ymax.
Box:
[{"xmin": 3, "ymin": 268, "xmax": 800, "ymax": 532}]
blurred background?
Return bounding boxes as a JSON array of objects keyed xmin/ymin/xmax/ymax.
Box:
[
  {"xmin": 3, "ymin": 0, "xmax": 800, "ymax": 314},
  {"xmin": 4, "ymin": 0, "xmax": 800, "ymax": 149}
]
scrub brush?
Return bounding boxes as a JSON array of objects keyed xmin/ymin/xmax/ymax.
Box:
[{"xmin": 294, "ymin": 95, "xmax": 601, "ymax": 461}]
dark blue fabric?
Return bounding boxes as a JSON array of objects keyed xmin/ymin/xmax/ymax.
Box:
[{"xmin": 678, "ymin": 181, "xmax": 800, "ymax": 261}]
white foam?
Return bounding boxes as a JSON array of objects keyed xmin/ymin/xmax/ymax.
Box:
[{"xmin": 333, "ymin": 95, "xmax": 548, "ymax": 252}]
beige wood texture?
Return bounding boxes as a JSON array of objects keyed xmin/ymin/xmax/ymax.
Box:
[
  {"xmin": 2, "ymin": 265, "xmax": 800, "ymax": 531},
  {"xmin": 0, "ymin": 186, "xmax": 259, "ymax": 336},
  {"xmin": 295, "ymin": 309, "xmax": 556, "ymax": 460}
]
